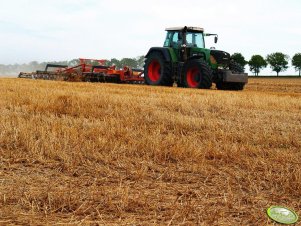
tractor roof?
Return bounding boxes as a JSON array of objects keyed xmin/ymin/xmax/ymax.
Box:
[{"xmin": 165, "ymin": 26, "xmax": 204, "ymax": 32}]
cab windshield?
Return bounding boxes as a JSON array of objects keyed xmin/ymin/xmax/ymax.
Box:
[
  {"xmin": 163, "ymin": 31, "xmax": 205, "ymax": 48},
  {"xmin": 186, "ymin": 32, "xmax": 204, "ymax": 48}
]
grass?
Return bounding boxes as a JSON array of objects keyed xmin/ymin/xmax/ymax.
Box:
[{"xmin": 0, "ymin": 78, "xmax": 301, "ymax": 225}]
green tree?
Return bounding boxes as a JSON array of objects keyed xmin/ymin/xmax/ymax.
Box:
[
  {"xmin": 120, "ymin": 58, "xmax": 138, "ymax": 68},
  {"xmin": 29, "ymin": 61, "xmax": 40, "ymax": 71},
  {"xmin": 248, "ymin": 55, "xmax": 267, "ymax": 76},
  {"xmin": 231, "ymin": 53, "xmax": 247, "ymax": 69},
  {"xmin": 68, "ymin": 59, "xmax": 80, "ymax": 67},
  {"xmin": 136, "ymin": 55, "xmax": 145, "ymax": 69},
  {"xmin": 110, "ymin": 58, "xmax": 122, "ymax": 69},
  {"xmin": 292, "ymin": 53, "xmax": 301, "ymax": 76},
  {"xmin": 266, "ymin": 52, "xmax": 289, "ymax": 76}
]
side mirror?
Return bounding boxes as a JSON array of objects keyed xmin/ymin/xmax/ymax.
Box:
[{"xmin": 205, "ymin": 33, "xmax": 219, "ymax": 43}]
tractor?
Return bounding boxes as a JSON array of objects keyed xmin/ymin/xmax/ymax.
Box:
[{"xmin": 144, "ymin": 26, "xmax": 248, "ymax": 90}]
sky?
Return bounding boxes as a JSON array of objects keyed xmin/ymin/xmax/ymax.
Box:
[{"xmin": 0, "ymin": 0, "xmax": 300, "ymax": 75}]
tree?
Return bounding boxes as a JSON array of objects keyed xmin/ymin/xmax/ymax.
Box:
[
  {"xmin": 29, "ymin": 61, "xmax": 39, "ymax": 71},
  {"xmin": 120, "ymin": 58, "xmax": 138, "ymax": 68},
  {"xmin": 136, "ymin": 55, "xmax": 145, "ymax": 69},
  {"xmin": 68, "ymin": 59, "xmax": 80, "ymax": 67},
  {"xmin": 292, "ymin": 53, "xmax": 301, "ymax": 76},
  {"xmin": 231, "ymin": 53, "xmax": 247, "ymax": 69},
  {"xmin": 109, "ymin": 58, "xmax": 122, "ymax": 69},
  {"xmin": 0, "ymin": 55, "xmax": 145, "ymax": 76},
  {"xmin": 266, "ymin": 52, "xmax": 289, "ymax": 76},
  {"xmin": 248, "ymin": 55, "xmax": 267, "ymax": 76}
]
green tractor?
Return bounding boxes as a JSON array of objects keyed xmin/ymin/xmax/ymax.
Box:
[{"xmin": 144, "ymin": 26, "xmax": 248, "ymax": 90}]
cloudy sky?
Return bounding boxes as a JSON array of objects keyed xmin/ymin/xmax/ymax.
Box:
[{"xmin": 0, "ymin": 0, "xmax": 300, "ymax": 75}]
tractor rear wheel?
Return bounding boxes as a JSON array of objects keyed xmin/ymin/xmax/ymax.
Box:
[
  {"xmin": 183, "ymin": 59, "xmax": 212, "ymax": 89},
  {"xmin": 144, "ymin": 52, "xmax": 173, "ymax": 86}
]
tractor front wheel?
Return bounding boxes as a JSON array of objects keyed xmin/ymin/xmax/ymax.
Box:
[
  {"xmin": 183, "ymin": 59, "xmax": 212, "ymax": 89},
  {"xmin": 144, "ymin": 52, "xmax": 173, "ymax": 86}
]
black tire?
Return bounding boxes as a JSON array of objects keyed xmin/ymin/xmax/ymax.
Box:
[
  {"xmin": 216, "ymin": 61, "xmax": 245, "ymax": 91},
  {"xmin": 177, "ymin": 81, "xmax": 185, "ymax": 88},
  {"xmin": 183, "ymin": 59, "xmax": 212, "ymax": 89},
  {"xmin": 144, "ymin": 52, "xmax": 173, "ymax": 86}
]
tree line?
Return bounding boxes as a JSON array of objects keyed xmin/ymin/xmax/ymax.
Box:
[
  {"xmin": 0, "ymin": 56, "xmax": 145, "ymax": 76},
  {"xmin": 1, "ymin": 53, "xmax": 301, "ymax": 76},
  {"xmin": 231, "ymin": 52, "xmax": 301, "ymax": 76}
]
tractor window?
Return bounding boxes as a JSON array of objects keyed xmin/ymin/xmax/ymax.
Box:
[
  {"xmin": 163, "ymin": 31, "xmax": 182, "ymax": 48},
  {"xmin": 171, "ymin": 32, "xmax": 182, "ymax": 47},
  {"xmin": 163, "ymin": 32, "xmax": 173, "ymax": 47},
  {"xmin": 186, "ymin": 32, "xmax": 204, "ymax": 48}
]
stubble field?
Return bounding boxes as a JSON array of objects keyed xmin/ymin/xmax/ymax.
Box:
[{"xmin": 0, "ymin": 77, "xmax": 301, "ymax": 225}]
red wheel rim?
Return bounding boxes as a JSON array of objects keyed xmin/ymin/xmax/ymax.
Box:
[
  {"xmin": 186, "ymin": 67, "xmax": 201, "ymax": 88},
  {"xmin": 148, "ymin": 60, "xmax": 161, "ymax": 82}
]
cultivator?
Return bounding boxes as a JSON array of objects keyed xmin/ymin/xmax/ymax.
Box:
[{"xmin": 18, "ymin": 58, "xmax": 144, "ymax": 84}]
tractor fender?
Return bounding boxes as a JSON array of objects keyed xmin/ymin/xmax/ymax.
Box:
[{"xmin": 145, "ymin": 47, "xmax": 171, "ymax": 62}]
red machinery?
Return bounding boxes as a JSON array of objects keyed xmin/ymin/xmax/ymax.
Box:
[{"xmin": 18, "ymin": 58, "xmax": 144, "ymax": 84}]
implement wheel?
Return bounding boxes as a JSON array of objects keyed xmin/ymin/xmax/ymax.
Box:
[
  {"xmin": 144, "ymin": 52, "xmax": 173, "ymax": 86},
  {"xmin": 183, "ymin": 59, "xmax": 212, "ymax": 89}
]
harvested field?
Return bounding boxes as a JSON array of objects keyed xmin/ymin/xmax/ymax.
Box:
[
  {"xmin": 246, "ymin": 77, "xmax": 301, "ymax": 94},
  {"xmin": 0, "ymin": 78, "xmax": 301, "ymax": 225}
]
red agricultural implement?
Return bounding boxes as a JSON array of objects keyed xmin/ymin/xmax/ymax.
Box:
[{"xmin": 18, "ymin": 58, "xmax": 144, "ymax": 84}]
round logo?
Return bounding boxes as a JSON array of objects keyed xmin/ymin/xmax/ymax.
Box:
[{"xmin": 267, "ymin": 206, "xmax": 298, "ymax": 224}]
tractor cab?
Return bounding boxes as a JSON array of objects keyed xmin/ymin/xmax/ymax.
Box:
[
  {"xmin": 163, "ymin": 27, "xmax": 205, "ymax": 49},
  {"xmin": 163, "ymin": 27, "xmax": 219, "ymax": 64}
]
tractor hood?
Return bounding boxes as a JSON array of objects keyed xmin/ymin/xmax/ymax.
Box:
[{"xmin": 210, "ymin": 50, "xmax": 231, "ymax": 66}]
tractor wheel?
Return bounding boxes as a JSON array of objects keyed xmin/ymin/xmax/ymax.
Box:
[
  {"xmin": 216, "ymin": 61, "xmax": 245, "ymax": 91},
  {"xmin": 183, "ymin": 59, "xmax": 212, "ymax": 89},
  {"xmin": 177, "ymin": 81, "xmax": 185, "ymax": 88},
  {"xmin": 144, "ymin": 52, "xmax": 174, "ymax": 86}
]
